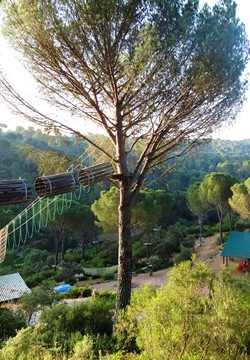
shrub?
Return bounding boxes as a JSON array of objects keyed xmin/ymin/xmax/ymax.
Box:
[
  {"xmin": 70, "ymin": 335, "xmax": 95, "ymax": 360},
  {"xmin": 80, "ymin": 287, "xmax": 92, "ymax": 298},
  {"xmin": 66, "ymin": 277, "xmax": 77, "ymax": 286},
  {"xmin": 180, "ymin": 234, "xmax": 195, "ymax": 248},
  {"xmin": 173, "ymin": 245, "xmax": 193, "ymax": 265},
  {"xmin": 23, "ymin": 270, "xmax": 54, "ymax": 288},
  {"xmin": 97, "ymin": 290, "xmax": 117, "ymax": 301},
  {"xmin": 66, "ymin": 286, "xmax": 92, "ymax": 299},
  {"xmin": 64, "ymin": 249, "xmax": 82, "ymax": 263},
  {"xmin": 39, "ymin": 296, "xmax": 115, "ymax": 351},
  {"xmin": 0, "ymin": 308, "xmax": 26, "ymax": 343},
  {"xmin": 148, "ymin": 255, "xmax": 164, "ymax": 271},
  {"xmin": 54, "ymin": 272, "xmax": 65, "ymax": 283},
  {"xmin": 203, "ymin": 225, "xmax": 216, "ymax": 237},
  {"xmin": 187, "ymin": 225, "xmax": 200, "ymax": 235},
  {"xmin": 117, "ymin": 259, "xmax": 250, "ymax": 359},
  {"xmin": 101, "ymin": 271, "xmax": 115, "ymax": 281},
  {"xmin": 215, "ymin": 234, "xmax": 227, "ymax": 246}
]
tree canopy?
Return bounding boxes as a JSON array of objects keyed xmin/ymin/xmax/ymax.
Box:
[
  {"xmin": 229, "ymin": 178, "xmax": 250, "ymax": 219},
  {"xmin": 200, "ymin": 172, "xmax": 237, "ymax": 242},
  {"xmin": 92, "ymin": 187, "xmax": 171, "ymax": 234},
  {"xmin": 1, "ymin": 0, "xmax": 249, "ymax": 312}
]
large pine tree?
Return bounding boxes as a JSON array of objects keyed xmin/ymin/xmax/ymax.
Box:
[{"xmin": 0, "ymin": 0, "xmax": 249, "ymax": 315}]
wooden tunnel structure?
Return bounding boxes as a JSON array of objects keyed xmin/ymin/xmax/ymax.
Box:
[
  {"xmin": 0, "ymin": 162, "xmax": 114, "ymax": 264},
  {"xmin": 0, "ymin": 162, "xmax": 114, "ymax": 204},
  {"xmin": 35, "ymin": 172, "xmax": 77, "ymax": 198},
  {"xmin": 78, "ymin": 162, "xmax": 114, "ymax": 187},
  {"xmin": 0, "ymin": 178, "xmax": 32, "ymax": 205}
]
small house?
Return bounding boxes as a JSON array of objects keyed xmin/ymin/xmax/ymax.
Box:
[{"xmin": 0, "ymin": 273, "xmax": 30, "ymax": 303}]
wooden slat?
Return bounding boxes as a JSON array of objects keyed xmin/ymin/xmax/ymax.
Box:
[
  {"xmin": 0, "ymin": 179, "xmax": 31, "ymax": 205},
  {"xmin": 35, "ymin": 172, "xmax": 77, "ymax": 198},
  {"xmin": 78, "ymin": 163, "xmax": 114, "ymax": 187}
]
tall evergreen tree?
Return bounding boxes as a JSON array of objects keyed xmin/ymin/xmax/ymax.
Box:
[
  {"xmin": 0, "ymin": 0, "xmax": 248, "ymax": 313},
  {"xmin": 200, "ymin": 172, "xmax": 237, "ymax": 242},
  {"xmin": 229, "ymin": 178, "xmax": 250, "ymax": 219}
]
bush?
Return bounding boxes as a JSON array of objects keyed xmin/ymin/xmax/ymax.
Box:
[
  {"xmin": 187, "ymin": 225, "xmax": 200, "ymax": 235},
  {"xmin": 117, "ymin": 259, "xmax": 250, "ymax": 359},
  {"xmin": 97, "ymin": 290, "xmax": 117, "ymax": 301},
  {"xmin": 54, "ymin": 272, "xmax": 65, "ymax": 283},
  {"xmin": 66, "ymin": 277, "xmax": 77, "ymax": 286},
  {"xmin": 173, "ymin": 245, "xmax": 193, "ymax": 265},
  {"xmin": 0, "ymin": 308, "xmax": 26, "ymax": 343},
  {"xmin": 64, "ymin": 249, "xmax": 82, "ymax": 263},
  {"xmin": 23, "ymin": 270, "xmax": 54, "ymax": 288},
  {"xmin": 80, "ymin": 287, "xmax": 92, "ymax": 298},
  {"xmin": 39, "ymin": 296, "xmax": 115, "ymax": 351},
  {"xmin": 181, "ymin": 234, "xmax": 195, "ymax": 248},
  {"xmin": 148, "ymin": 255, "xmax": 164, "ymax": 271},
  {"xmin": 101, "ymin": 271, "xmax": 115, "ymax": 281},
  {"xmin": 215, "ymin": 234, "xmax": 228, "ymax": 246},
  {"xmin": 65, "ymin": 286, "xmax": 92, "ymax": 299},
  {"xmin": 203, "ymin": 225, "xmax": 216, "ymax": 237}
]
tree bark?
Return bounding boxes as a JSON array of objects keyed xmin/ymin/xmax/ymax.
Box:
[{"xmin": 116, "ymin": 181, "xmax": 133, "ymax": 312}]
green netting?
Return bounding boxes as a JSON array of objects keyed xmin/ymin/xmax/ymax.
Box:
[
  {"xmin": 0, "ymin": 147, "xmax": 114, "ymax": 262},
  {"xmin": 8, "ymin": 193, "xmax": 74, "ymax": 250},
  {"xmin": 82, "ymin": 265, "xmax": 118, "ymax": 276},
  {"xmin": 221, "ymin": 231, "xmax": 250, "ymax": 258}
]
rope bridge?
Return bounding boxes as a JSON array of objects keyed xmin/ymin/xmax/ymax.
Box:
[{"xmin": 0, "ymin": 149, "xmax": 114, "ymax": 263}]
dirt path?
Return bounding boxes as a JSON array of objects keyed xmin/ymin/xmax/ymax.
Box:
[
  {"xmin": 89, "ymin": 269, "xmax": 168, "ymax": 293},
  {"xmin": 86, "ymin": 234, "xmax": 225, "ymax": 294},
  {"xmin": 194, "ymin": 234, "xmax": 225, "ymax": 273}
]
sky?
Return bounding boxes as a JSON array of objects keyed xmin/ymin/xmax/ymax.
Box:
[{"xmin": 0, "ymin": 0, "xmax": 250, "ymax": 140}]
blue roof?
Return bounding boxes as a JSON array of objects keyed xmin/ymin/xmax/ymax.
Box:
[
  {"xmin": 54, "ymin": 284, "xmax": 73, "ymax": 293},
  {"xmin": 221, "ymin": 231, "xmax": 250, "ymax": 258}
]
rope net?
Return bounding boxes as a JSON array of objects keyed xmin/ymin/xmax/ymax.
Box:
[
  {"xmin": 0, "ymin": 146, "xmax": 114, "ymax": 263},
  {"xmin": 0, "ymin": 226, "xmax": 8, "ymax": 263}
]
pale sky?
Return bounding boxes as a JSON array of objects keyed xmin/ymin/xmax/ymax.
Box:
[{"xmin": 0, "ymin": 0, "xmax": 249, "ymax": 140}]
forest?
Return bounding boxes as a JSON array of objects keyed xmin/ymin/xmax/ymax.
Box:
[
  {"xmin": 1, "ymin": 126, "xmax": 250, "ymax": 358},
  {"xmin": 0, "ymin": 0, "xmax": 250, "ymax": 357}
]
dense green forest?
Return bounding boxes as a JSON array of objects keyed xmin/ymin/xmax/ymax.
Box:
[
  {"xmin": 1, "ymin": 126, "xmax": 250, "ymax": 276},
  {"xmin": 1, "ymin": 126, "xmax": 250, "ymax": 207},
  {"xmin": 1, "ymin": 127, "xmax": 250, "ymax": 358}
]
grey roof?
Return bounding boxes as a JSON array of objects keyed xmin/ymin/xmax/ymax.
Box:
[{"xmin": 0, "ymin": 273, "xmax": 30, "ymax": 302}]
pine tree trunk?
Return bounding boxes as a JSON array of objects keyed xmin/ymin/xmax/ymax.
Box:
[{"xmin": 116, "ymin": 183, "xmax": 133, "ymax": 312}]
